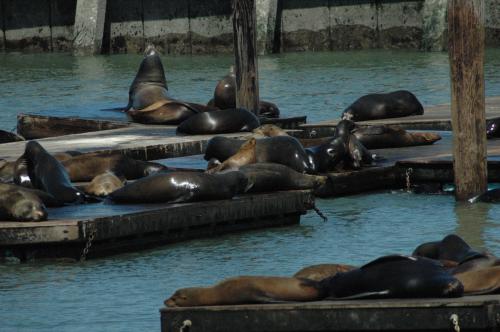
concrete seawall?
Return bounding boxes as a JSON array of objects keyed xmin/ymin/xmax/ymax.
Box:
[{"xmin": 0, "ymin": 0, "xmax": 499, "ymax": 54}]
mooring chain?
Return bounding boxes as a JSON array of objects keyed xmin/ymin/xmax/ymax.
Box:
[
  {"xmin": 450, "ymin": 314, "xmax": 460, "ymax": 332},
  {"xmin": 179, "ymin": 320, "xmax": 192, "ymax": 332},
  {"xmin": 405, "ymin": 167, "xmax": 414, "ymax": 192},
  {"xmin": 80, "ymin": 224, "xmax": 97, "ymax": 262}
]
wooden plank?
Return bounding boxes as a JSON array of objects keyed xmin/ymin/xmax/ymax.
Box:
[
  {"xmin": 17, "ymin": 113, "xmax": 131, "ymax": 139},
  {"xmin": 233, "ymin": 0, "xmax": 260, "ymax": 115},
  {"xmin": 302, "ymin": 96, "xmax": 500, "ymax": 132},
  {"xmin": 161, "ymin": 295, "xmax": 500, "ymax": 332},
  {"xmin": 448, "ymin": 0, "xmax": 487, "ymax": 200},
  {"xmin": 0, "ymin": 220, "xmax": 79, "ymax": 245},
  {"xmin": 0, "ymin": 126, "xmax": 252, "ymax": 161}
]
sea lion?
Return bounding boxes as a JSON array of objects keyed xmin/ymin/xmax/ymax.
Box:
[
  {"xmin": 454, "ymin": 266, "xmax": 500, "ymax": 295},
  {"xmin": 164, "ymin": 276, "xmax": 325, "ymax": 307},
  {"xmin": 204, "ymin": 136, "xmax": 314, "ymax": 174},
  {"xmin": 109, "ymin": 171, "xmax": 248, "ymax": 204},
  {"xmin": 487, "ymin": 118, "xmax": 500, "ymax": 138},
  {"xmin": 353, "ymin": 126, "xmax": 441, "ymax": 149},
  {"xmin": 335, "ymin": 119, "xmax": 375, "ymax": 169},
  {"xmin": 0, "ymin": 129, "xmax": 24, "ymax": 144},
  {"xmin": 84, "ymin": 172, "xmax": 124, "ymax": 197},
  {"xmin": 412, "ymin": 234, "xmax": 487, "ymax": 264},
  {"xmin": 20, "ymin": 141, "xmax": 84, "ymax": 204},
  {"xmin": 176, "ymin": 108, "xmax": 260, "ymax": 135},
  {"xmin": 0, "ymin": 159, "xmax": 15, "ymax": 183},
  {"xmin": 293, "ymin": 263, "xmax": 356, "ymax": 281},
  {"xmin": 0, "ymin": 183, "xmax": 47, "ymax": 221},
  {"xmin": 252, "ymin": 124, "xmax": 289, "ymax": 137},
  {"xmin": 320, "ymin": 255, "xmax": 463, "ymax": 299},
  {"xmin": 206, "ymin": 138, "xmax": 256, "ymax": 174},
  {"xmin": 239, "ymin": 163, "xmax": 328, "ymax": 193},
  {"xmin": 61, "ymin": 153, "xmax": 166, "ymax": 182},
  {"xmin": 126, "ymin": 46, "xmax": 214, "ymax": 125},
  {"xmin": 342, "ymin": 90, "xmax": 424, "ymax": 121},
  {"xmin": 212, "ymin": 68, "xmax": 280, "ymax": 118},
  {"xmin": 469, "ymin": 188, "xmax": 500, "ymax": 203}
]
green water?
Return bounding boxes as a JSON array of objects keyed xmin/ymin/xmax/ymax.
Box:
[{"xmin": 1, "ymin": 49, "xmax": 500, "ymax": 331}]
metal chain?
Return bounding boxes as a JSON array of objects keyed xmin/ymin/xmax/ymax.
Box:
[
  {"xmin": 179, "ymin": 320, "xmax": 192, "ymax": 332},
  {"xmin": 450, "ymin": 314, "xmax": 460, "ymax": 332},
  {"xmin": 80, "ymin": 224, "xmax": 97, "ymax": 261},
  {"xmin": 312, "ymin": 204, "xmax": 328, "ymax": 222},
  {"xmin": 405, "ymin": 167, "xmax": 414, "ymax": 192}
]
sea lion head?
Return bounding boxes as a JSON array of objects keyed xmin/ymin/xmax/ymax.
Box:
[
  {"xmin": 314, "ymin": 137, "xmax": 348, "ymax": 172},
  {"xmin": 487, "ymin": 119, "xmax": 500, "ymax": 138},
  {"xmin": 25, "ymin": 140, "xmax": 45, "ymax": 157},
  {"xmin": 214, "ymin": 69, "xmax": 236, "ymax": 110},
  {"xmin": 142, "ymin": 162, "xmax": 167, "ymax": 177},
  {"xmin": 164, "ymin": 288, "xmax": 204, "ymax": 307},
  {"xmin": 11, "ymin": 198, "xmax": 47, "ymax": 221},
  {"xmin": 336, "ymin": 119, "xmax": 356, "ymax": 139},
  {"xmin": 259, "ymin": 101, "xmax": 280, "ymax": 118},
  {"xmin": 341, "ymin": 108, "xmax": 355, "ymax": 121}
]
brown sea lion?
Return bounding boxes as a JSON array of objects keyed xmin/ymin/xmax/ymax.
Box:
[
  {"xmin": 164, "ymin": 276, "xmax": 325, "ymax": 307},
  {"xmin": 61, "ymin": 153, "xmax": 166, "ymax": 182},
  {"xmin": 353, "ymin": 126, "xmax": 441, "ymax": 149},
  {"xmin": 293, "ymin": 263, "xmax": 357, "ymax": 281},
  {"xmin": 0, "ymin": 183, "xmax": 47, "ymax": 221},
  {"xmin": 84, "ymin": 172, "xmax": 124, "ymax": 197},
  {"xmin": 454, "ymin": 266, "xmax": 500, "ymax": 295},
  {"xmin": 206, "ymin": 138, "xmax": 256, "ymax": 174},
  {"xmin": 252, "ymin": 124, "xmax": 289, "ymax": 137},
  {"xmin": 0, "ymin": 159, "xmax": 15, "ymax": 183}
]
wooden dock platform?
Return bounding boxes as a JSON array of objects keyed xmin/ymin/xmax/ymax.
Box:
[
  {"xmin": 0, "ymin": 190, "xmax": 313, "ymax": 261},
  {"xmin": 301, "ymin": 96, "xmax": 500, "ymax": 137},
  {"xmin": 160, "ymin": 295, "xmax": 500, "ymax": 332}
]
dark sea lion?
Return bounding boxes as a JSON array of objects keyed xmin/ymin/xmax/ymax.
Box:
[
  {"xmin": 353, "ymin": 126, "xmax": 441, "ymax": 149},
  {"xmin": 21, "ymin": 141, "xmax": 84, "ymax": 204},
  {"xmin": 320, "ymin": 255, "xmax": 463, "ymax": 299},
  {"xmin": 212, "ymin": 68, "xmax": 280, "ymax": 118},
  {"xmin": 342, "ymin": 90, "xmax": 424, "ymax": 121},
  {"xmin": 0, "ymin": 183, "xmax": 47, "ymax": 221},
  {"xmin": 62, "ymin": 153, "xmax": 166, "ymax": 182},
  {"xmin": 239, "ymin": 163, "xmax": 328, "ymax": 193},
  {"xmin": 176, "ymin": 108, "xmax": 260, "ymax": 135},
  {"xmin": 84, "ymin": 172, "xmax": 124, "ymax": 197},
  {"xmin": 487, "ymin": 118, "xmax": 500, "ymax": 138},
  {"xmin": 0, "ymin": 129, "xmax": 24, "ymax": 144},
  {"xmin": 413, "ymin": 234, "xmax": 487, "ymax": 264},
  {"xmin": 164, "ymin": 276, "xmax": 325, "ymax": 307},
  {"xmin": 335, "ymin": 119, "xmax": 375, "ymax": 169},
  {"xmin": 454, "ymin": 266, "xmax": 500, "ymax": 295},
  {"xmin": 109, "ymin": 171, "xmax": 248, "ymax": 204},
  {"xmin": 293, "ymin": 263, "xmax": 356, "ymax": 282},
  {"xmin": 469, "ymin": 188, "xmax": 500, "ymax": 203},
  {"xmin": 206, "ymin": 138, "xmax": 256, "ymax": 174},
  {"xmin": 204, "ymin": 136, "xmax": 314, "ymax": 174}
]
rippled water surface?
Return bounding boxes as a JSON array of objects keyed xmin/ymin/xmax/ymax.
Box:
[{"xmin": 1, "ymin": 49, "xmax": 500, "ymax": 331}]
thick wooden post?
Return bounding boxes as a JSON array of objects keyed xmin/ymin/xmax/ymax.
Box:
[
  {"xmin": 448, "ymin": 0, "xmax": 487, "ymax": 201},
  {"xmin": 233, "ymin": 0, "xmax": 260, "ymax": 115}
]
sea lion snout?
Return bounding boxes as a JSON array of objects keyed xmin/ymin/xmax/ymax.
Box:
[{"xmin": 13, "ymin": 200, "xmax": 47, "ymax": 222}]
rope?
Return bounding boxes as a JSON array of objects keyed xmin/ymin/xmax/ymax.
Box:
[{"xmin": 312, "ymin": 204, "xmax": 328, "ymax": 222}]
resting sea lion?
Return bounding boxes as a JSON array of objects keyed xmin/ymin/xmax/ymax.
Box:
[
  {"xmin": 109, "ymin": 171, "xmax": 248, "ymax": 204},
  {"xmin": 0, "ymin": 183, "xmax": 47, "ymax": 221},
  {"xmin": 320, "ymin": 255, "xmax": 463, "ymax": 299},
  {"xmin": 84, "ymin": 172, "xmax": 124, "ymax": 197},
  {"xmin": 212, "ymin": 67, "xmax": 280, "ymax": 118},
  {"xmin": 177, "ymin": 108, "xmax": 260, "ymax": 135},
  {"xmin": 164, "ymin": 276, "xmax": 325, "ymax": 307},
  {"xmin": 342, "ymin": 90, "xmax": 424, "ymax": 121},
  {"xmin": 353, "ymin": 126, "xmax": 441, "ymax": 149},
  {"xmin": 239, "ymin": 163, "xmax": 328, "ymax": 193},
  {"xmin": 0, "ymin": 129, "xmax": 24, "ymax": 144},
  {"xmin": 454, "ymin": 266, "xmax": 500, "ymax": 295},
  {"xmin": 204, "ymin": 136, "xmax": 314, "ymax": 174},
  {"xmin": 412, "ymin": 234, "xmax": 487, "ymax": 264},
  {"xmin": 206, "ymin": 138, "xmax": 256, "ymax": 173},
  {"xmin": 293, "ymin": 263, "xmax": 356, "ymax": 281},
  {"xmin": 252, "ymin": 124, "xmax": 288, "ymax": 137},
  {"xmin": 20, "ymin": 141, "xmax": 84, "ymax": 204},
  {"xmin": 62, "ymin": 153, "xmax": 166, "ymax": 182}
]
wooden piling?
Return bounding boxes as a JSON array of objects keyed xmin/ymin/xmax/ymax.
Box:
[
  {"xmin": 448, "ymin": 0, "xmax": 487, "ymax": 201},
  {"xmin": 233, "ymin": 0, "xmax": 260, "ymax": 115}
]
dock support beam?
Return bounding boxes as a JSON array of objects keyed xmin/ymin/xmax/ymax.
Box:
[
  {"xmin": 73, "ymin": 0, "xmax": 107, "ymax": 55},
  {"xmin": 233, "ymin": 0, "xmax": 260, "ymax": 115},
  {"xmin": 448, "ymin": 0, "xmax": 487, "ymax": 201}
]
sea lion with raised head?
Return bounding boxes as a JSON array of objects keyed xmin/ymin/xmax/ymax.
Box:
[
  {"xmin": 164, "ymin": 276, "xmax": 325, "ymax": 307},
  {"xmin": 320, "ymin": 255, "xmax": 463, "ymax": 299},
  {"xmin": 293, "ymin": 263, "xmax": 356, "ymax": 281},
  {"xmin": 0, "ymin": 183, "xmax": 47, "ymax": 221},
  {"xmin": 19, "ymin": 141, "xmax": 84, "ymax": 204},
  {"xmin": 206, "ymin": 138, "xmax": 256, "ymax": 173},
  {"xmin": 84, "ymin": 172, "xmax": 125, "ymax": 197},
  {"xmin": 177, "ymin": 108, "xmax": 260, "ymax": 135},
  {"xmin": 342, "ymin": 90, "xmax": 424, "ymax": 121},
  {"xmin": 109, "ymin": 171, "xmax": 248, "ymax": 204}
]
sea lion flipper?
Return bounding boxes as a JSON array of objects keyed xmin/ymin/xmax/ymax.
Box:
[{"xmin": 360, "ymin": 255, "xmax": 416, "ymax": 270}]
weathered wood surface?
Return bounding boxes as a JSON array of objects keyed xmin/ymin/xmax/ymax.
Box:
[
  {"xmin": 17, "ymin": 113, "xmax": 131, "ymax": 139},
  {"xmin": 448, "ymin": 0, "xmax": 487, "ymax": 200},
  {"xmin": 0, "ymin": 126, "xmax": 252, "ymax": 162},
  {"xmin": 0, "ymin": 190, "xmax": 313, "ymax": 260},
  {"xmin": 233, "ymin": 0, "xmax": 260, "ymax": 115},
  {"xmin": 160, "ymin": 295, "xmax": 500, "ymax": 332},
  {"xmin": 301, "ymin": 96, "xmax": 500, "ymax": 135}
]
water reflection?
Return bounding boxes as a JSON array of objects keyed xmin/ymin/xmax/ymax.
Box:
[{"xmin": 454, "ymin": 201, "xmax": 490, "ymax": 250}]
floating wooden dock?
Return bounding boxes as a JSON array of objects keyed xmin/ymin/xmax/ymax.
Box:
[
  {"xmin": 160, "ymin": 295, "xmax": 500, "ymax": 332},
  {"xmin": 301, "ymin": 96, "xmax": 500, "ymax": 137},
  {"xmin": 0, "ymin": 190, "xmax": 313, "ymax": 261}
]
